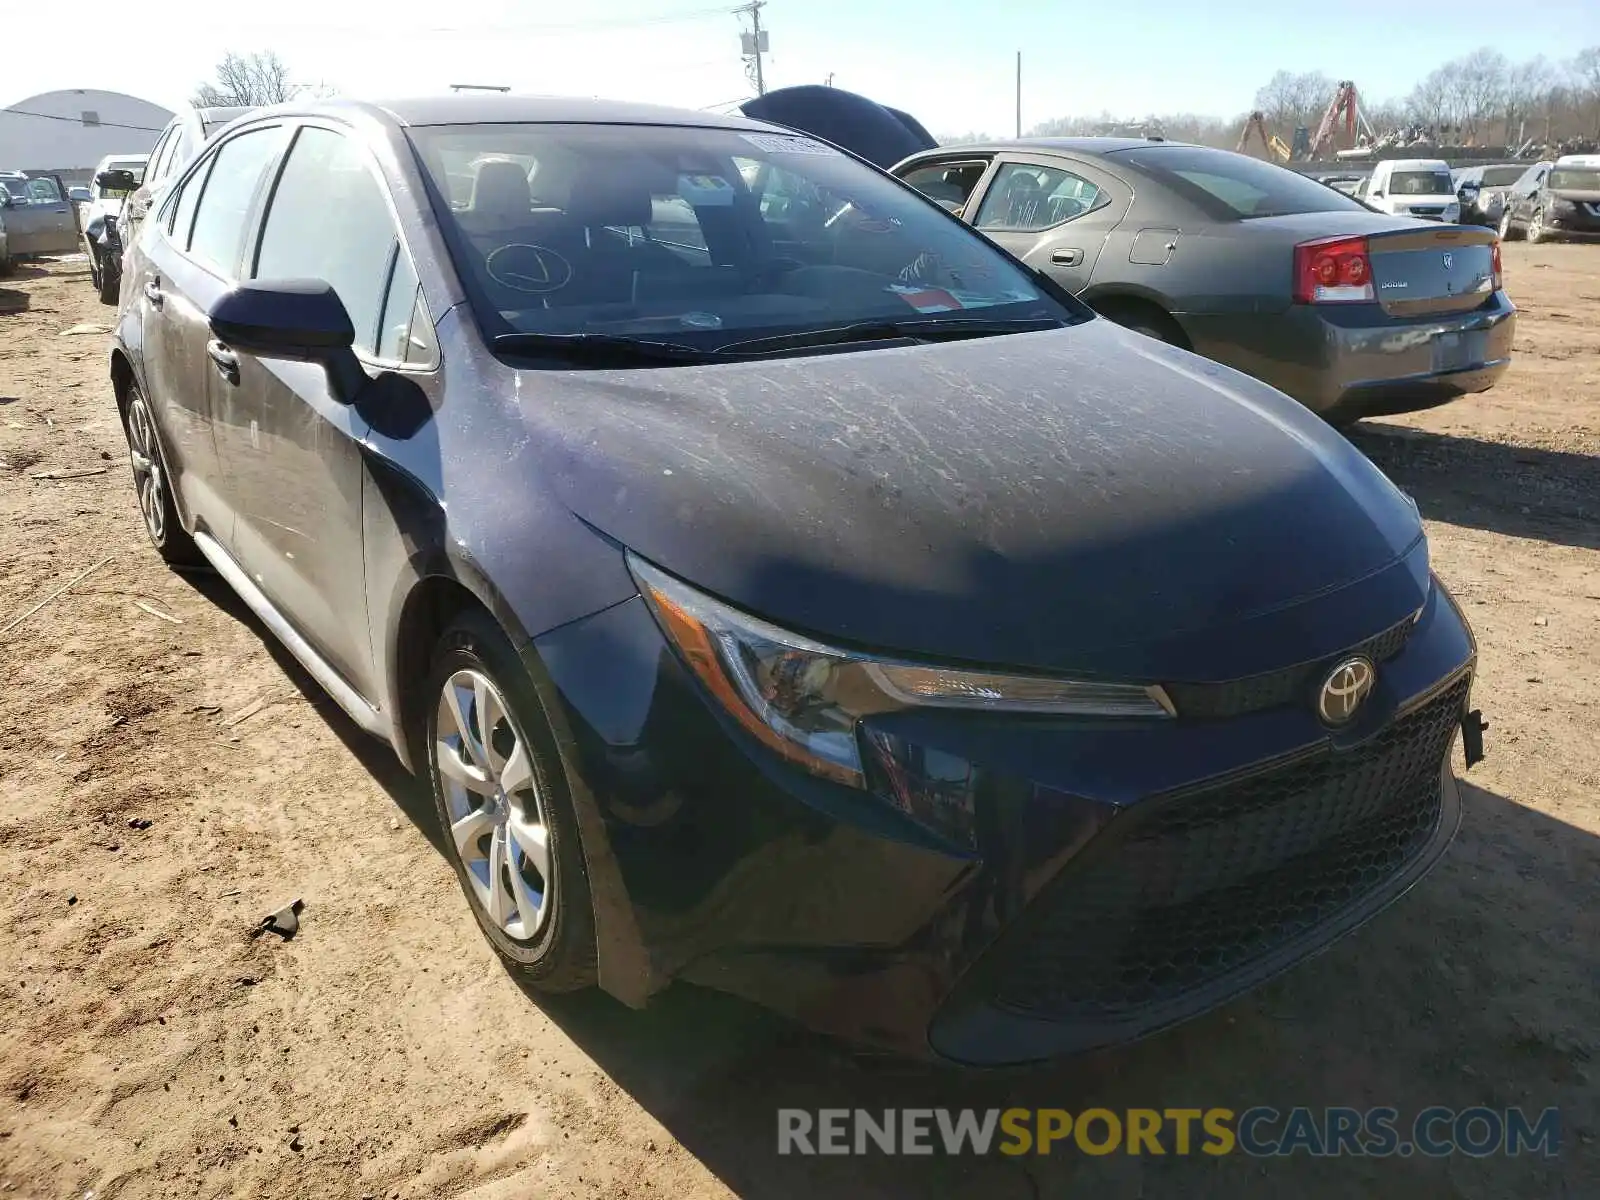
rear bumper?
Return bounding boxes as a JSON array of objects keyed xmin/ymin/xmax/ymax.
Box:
[{"xmin": 1182, "ymin": 292, "xmax": 1515, "ymax": 419}]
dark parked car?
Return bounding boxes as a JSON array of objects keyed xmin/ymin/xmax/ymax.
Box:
[
  {"xmin": 1498, "ymin": 158, "xmax": 1600, "ymax": 243},
  {"xmin": 110, "ymin": 94, "xmax": 1483, "ymax": 1064},
  {"xmin": 1451, "ymin": 163, "xmax": 1527, "ymax": 227}
]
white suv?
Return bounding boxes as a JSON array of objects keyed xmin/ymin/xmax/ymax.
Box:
[{"xmin": 1363, "ymin": 159, "xmax": 1460, "ymax": 223}]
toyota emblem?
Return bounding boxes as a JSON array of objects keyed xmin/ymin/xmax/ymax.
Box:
[
  {"xmin": 1317, "ymin": 656, "xmax": 1376, "ymax": 725},
  {"xmin": 1442, "ymin": 252, "xmax": 1453, "ymax": 269}
]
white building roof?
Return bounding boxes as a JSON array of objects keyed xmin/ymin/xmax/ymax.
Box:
[{"xmin": 1, "ymin": 89, "xmax": 174, "ymax": 174}]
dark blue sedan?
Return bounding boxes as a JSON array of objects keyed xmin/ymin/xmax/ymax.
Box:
[{"xmin": 108, "ymin": 94, "xmax": 1482, "ymax": 1064}]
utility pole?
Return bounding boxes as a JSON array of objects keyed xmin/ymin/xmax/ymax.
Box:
[
  {"xmin": 738, "ymin": 1, "xmax": 768, "ymax": 96},
  {"xmin": 1015, "ymin": 51, "xmax": 1022, "ymax": 138}
]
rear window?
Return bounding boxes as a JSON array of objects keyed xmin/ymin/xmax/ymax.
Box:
[
  {"xmin": 1479, "ymin": 167, "xmax": 1524, "ymax": 187},
  {"xmin": 1389, "ymin": 171, "xmax": 1453, "ymax": 196},
  {"xmin": 1549, "ymin": 168, "xmax": 1600, "ymax": 191},
  {"xmin": 1115, "ymin": 146, "xmax": 1364, "ymax": 219}
]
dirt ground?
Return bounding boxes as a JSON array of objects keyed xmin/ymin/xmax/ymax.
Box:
[{"xmin": 0, "ymin": 247, "xmax": 1596, "ymax": 1199}]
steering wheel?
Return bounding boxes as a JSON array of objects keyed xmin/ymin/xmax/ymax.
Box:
[{"xmin": 485, "ymin": 243, "xmax": 573, "ymax": 295}]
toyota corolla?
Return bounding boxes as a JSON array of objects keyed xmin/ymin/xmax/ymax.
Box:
[{"xmin": 108, "ymin": 95, "xmax": 1484, "ymax": 1064}]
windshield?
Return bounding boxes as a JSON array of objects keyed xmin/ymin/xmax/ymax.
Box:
[
  {"xmin": 1113, "ymin": 145, "xmax": 1366, "ymax": 219},
  {"xmin": 0, "ymin": 177, "xmax": 26, "ymax": 201},
  {"xmin": 1549, "ymin": 168, "xmax": 1600, "ymax": 191},
  {"xmin": 1390, "ymin": 170, "xmax": 1453, "ymax": 196},
  {"xmin": 1480, "ymin": 167, "xmax": 1524, "ymax": 187},
  {"xmin": 407, "ymin": 122, "xmax": 1076, "ymax": 350}
]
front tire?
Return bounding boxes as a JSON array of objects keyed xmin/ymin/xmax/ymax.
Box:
[
  {"xmin": 1525, "ymin": 209, "xmax": 1547, "ymax": 244},
  {"xmin": 1498, "ymin": 209, "xmax": 1522, "ymax": 241},
  {"xmin": 425, "ymin": 610, "xmax": 598, "ymax": 991},
  {"xmin": 122, "ymin": 383, "xmax": 201, "ymax": 565}
]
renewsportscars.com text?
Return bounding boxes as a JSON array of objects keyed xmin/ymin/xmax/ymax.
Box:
[{"xmin": 777, "ymin": 1106, "xmax": 1560, "ymax": 1158}]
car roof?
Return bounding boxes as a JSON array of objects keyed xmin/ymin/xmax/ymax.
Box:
[
  {"xmin": 1381, "ymin": 158, "xmax": 1450, "ymax": 170},
  {"xmin": 919, "ymin": 136, "xmax": 1181, "ymax": 158},
  {"xmin": 264, "ymin": 94, "xmax": 777, "ymax": 132}
]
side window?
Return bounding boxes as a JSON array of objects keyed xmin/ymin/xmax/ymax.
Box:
[
  {"xmin": 147, "ymin": 127, "xmax": 176, "ymax": 184},
  {"xmin": 26, "ymin": 178, "xmax": 63, "ymax": 203},
  {"xmin": 376, "ymin": 249, "xmax": 420, "ymax": 362},
  {"xmin": 899, "ymin": 160, "xmax": 989, "ymax": 213},
  {"xmin": 166, "ymin": 156, "xmax": 210, "ymax": 245},
  {"xmin": 187, "ymin": 126, "xmax": 289, "ymax": 274},
  {"xmin": 974, "ymin": 163, "xmax": 1103, "ymax": 232},
  {"xmin": 254, "ymin": 127, "xmax": 399, "ymax": 354}
]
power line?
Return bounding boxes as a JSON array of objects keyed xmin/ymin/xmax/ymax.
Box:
[{"xmin": 1, "ymin": 108, "xmax": 167, "ymax": 133}]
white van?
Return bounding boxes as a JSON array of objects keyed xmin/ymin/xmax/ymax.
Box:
[{"xmin": 1363, "ymin": 158, "xmax": 1460, "ymax": 223}]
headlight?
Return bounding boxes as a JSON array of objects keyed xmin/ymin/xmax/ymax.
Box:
[{"xmin": 629, "ymin": 554, "xmax": 1173, "ymax": 788}]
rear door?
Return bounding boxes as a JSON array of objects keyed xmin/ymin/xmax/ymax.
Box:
[
  {"xmin": 135, "ymin": 122, "xmax": 291, "ymax": 537},
  {"xmin": 212, "ymin": 121, "xmax": 419, "ymax": 698},
  {"xmin": 960, "ymin": 154, "xmax": 1131, "ymax": 293}
]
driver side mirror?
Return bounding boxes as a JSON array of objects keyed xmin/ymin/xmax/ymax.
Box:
[
  {"xmin": 207, "ymin": 279, "xmax": 366, "ymax": 404},
  {"xmin": 96, "ymin": 169, "xmax": 140, "ymax": 194}
]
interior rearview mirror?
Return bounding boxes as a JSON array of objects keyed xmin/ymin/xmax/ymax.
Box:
[
  {"xmin": 95, "ymin": 169, "xmax": 139, "ymax": 194},
  {"xmin": 207, "ymin": 279, "xmax": 366, "ymax": 403}
]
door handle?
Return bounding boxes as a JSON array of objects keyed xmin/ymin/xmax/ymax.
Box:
[
  {"xmin": 1050, "ymin": 248, "xmax": 1084, "ymax": 266},
  {"xmin": 206, "ymin": 340, "xmax": 240, "ymax": 385},
  {"xmin": 143, "ymin": 279, "xmax": 163, "ymax": 306}
]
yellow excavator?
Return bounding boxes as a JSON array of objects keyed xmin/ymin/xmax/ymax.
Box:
[{"xmin": 1237, "ymin": 111, "xmax": 1292, "ymax": 163}]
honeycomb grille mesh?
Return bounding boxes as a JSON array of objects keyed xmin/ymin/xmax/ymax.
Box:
[
  {"xmin": 990, "ymin": 676, "xmax": 1468, "ymax": 1023},
  {"xmin": 1165, "ymin": 618, "xmax": 1415, "ymax": 721}
]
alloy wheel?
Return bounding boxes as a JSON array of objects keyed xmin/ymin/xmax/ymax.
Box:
[
  {"xmin": 1526, "ymin": 210, "xmax": 1544, "ymax": 243},
  {"xmin": 1498, "ymin": 210, "xmax": 1514, "ymax": 239},
  {"xmin": 434, "ymin": 668, "xmax": 555, "ymax": 942},
  {"xmin": 125, "ymin": 393, "xmax": 165, "ymax": 544}
]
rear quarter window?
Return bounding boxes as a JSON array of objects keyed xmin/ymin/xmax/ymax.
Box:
[{"xmin": 1115, "ymin": 146, "xmax": 1365, "ymax": 219}]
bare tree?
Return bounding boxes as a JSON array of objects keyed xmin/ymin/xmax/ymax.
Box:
[
  {"xmin": 192, "ymin": 51, "xmax": 296, "ymax": 108},
  {"xmin": 1254, "ymin": 70, "xmax": 1334, "ymax": 135},
  {"xmin": 1448, "ymin": 47, "xmax": 1508, "ymax": 142},
  {"xmin": 1573, "ymin": 46, "xmax": 1600, "ymax": 137},
  {"xmin": 1406, "ymin": 66, "xmax": 1455, "ymax": 133}
]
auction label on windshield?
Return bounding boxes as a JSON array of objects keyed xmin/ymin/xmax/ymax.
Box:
[{"xmin": 739, "ymin": 132, "xmax": 841, "ymax": 156}]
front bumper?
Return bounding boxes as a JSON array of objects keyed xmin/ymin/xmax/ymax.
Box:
[
  {"xmin": 1184, "ymin": 291, "xmax": 1515, "ymax": 419},
  {"xmin": 529, "ymin": 566, "xmax": 1476, "ymax": 1064}
]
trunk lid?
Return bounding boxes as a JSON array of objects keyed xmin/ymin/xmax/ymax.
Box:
[{"xmin": 1366, "ymin": 224, "xmax": 1498, "ymax": 317}]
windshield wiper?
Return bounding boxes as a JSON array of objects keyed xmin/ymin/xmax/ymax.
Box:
[
  {"xmin": 491, "ymin": 332, "xmax": 715, "ymax": 366},
  {"xmin": 715, "ymin": 316, "xmax": 1065, "ymax": 357}
]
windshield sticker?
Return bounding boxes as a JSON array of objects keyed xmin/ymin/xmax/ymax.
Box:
[
  {"xmin": 886, "ymin": 284, "xmax": 965, "ymax": 314},
  {"xmin": 677, "ymin": 174, "xmax": 737, "ymax": 206},
  {"xmin": 739, "ymin": 132, "xmax": 842, "ymax": 157}
]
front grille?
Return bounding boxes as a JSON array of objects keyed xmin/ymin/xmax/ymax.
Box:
[
  {"xmin": 1164, "ymin": 616, "xmax": 1413, "ymax": 721},
  {"xmin": 989, "ymin": 675, "xmax": 1467, "ymax": 1024}
]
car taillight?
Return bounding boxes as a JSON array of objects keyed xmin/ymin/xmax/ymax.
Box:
[
  {"xmin": 1293, "ymin": 235, "xmax": 1374, "ymax": 304},
  {"xmin": 1490, "ymin": 238, "xmax": 1502, "ymax": 289}
]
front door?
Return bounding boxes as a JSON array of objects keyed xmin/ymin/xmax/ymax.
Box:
[
  {"xmin": 210, "ymin": 123, "xmax": 411, "ymax": 701},
  {"xmin": 959, "ymin": 156, "xmax": 1132, "ymax": 294}
]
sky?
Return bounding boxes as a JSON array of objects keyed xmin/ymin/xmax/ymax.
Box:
[{"xmin": 8, "ymin": 0, "xmax": 1600, "ymax": 139}]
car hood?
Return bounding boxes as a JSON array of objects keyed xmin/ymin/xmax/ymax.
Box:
[{"xmin": 519, "ymin": 320, "xmax": 1426, "ymax": 679}]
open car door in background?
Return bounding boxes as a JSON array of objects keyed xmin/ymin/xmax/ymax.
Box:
[{"xmin": 739, "ymin": 86, "xmax": 936, "ymax": 169}]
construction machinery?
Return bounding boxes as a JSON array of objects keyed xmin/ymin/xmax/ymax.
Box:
[
  {"xmin": 1307, "ymin": 80, "xmax": 1376, "ymax": 159},
  {"xmin": 1237, "ymin": 111, "xmax": 1292, "ymax": 162}
]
